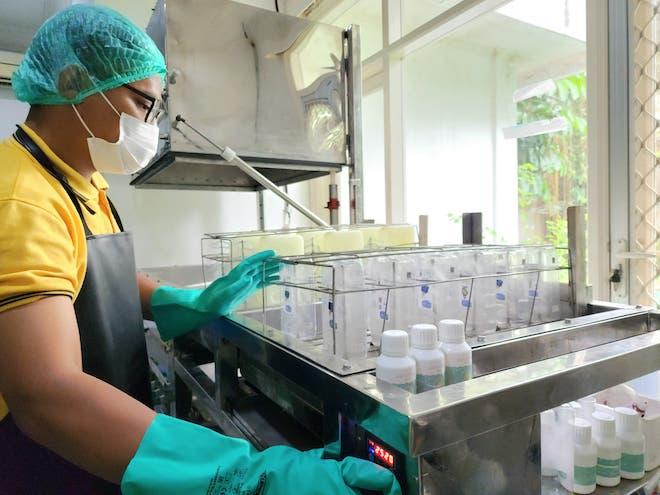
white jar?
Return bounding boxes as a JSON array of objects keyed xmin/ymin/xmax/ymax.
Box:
[
  {"xmin": 570, "ymin": 418, "xmax": 597, "ymax": 494},
  {"xmin": 615, "ymin": 407, "xmax": 646, "ymax": 480},
  {"xmin": 592, "ymin": 411, "xmax": 621, "ymax": 487},
  {"xmin": 438, "ymin": 319, "xmax": 472, "ymax": 385},
  {"xmin": 410, "ymin": 324, "xmax": 445, "ymax": 392},
  {"xmin": 376, "ymin": 330, "xmax": 416, "ymax": 393}
]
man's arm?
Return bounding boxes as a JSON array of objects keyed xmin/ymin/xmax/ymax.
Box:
[
  {"xmin": 137, "ymin": 271, "xmax": 160, "ymax": 320},
  {"xmin": 0, "ymin": 296, "xmax": 156, "ymax": 483}
]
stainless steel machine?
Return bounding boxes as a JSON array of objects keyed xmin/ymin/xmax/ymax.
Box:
[
  {"xmin": 133, "ymin": 0, "xmax": 364, "ymax": 223},
  {"xmin": 144, "ymin": 208, "xmax": 660, "ymax": 495}
]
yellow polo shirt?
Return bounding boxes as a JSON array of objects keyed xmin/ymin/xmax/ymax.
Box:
[{"xmin": 0, "ymin": 124, "xmax": 119, "ymax": 420}]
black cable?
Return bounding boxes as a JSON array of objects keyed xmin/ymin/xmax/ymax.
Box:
[{"xmin": 275, "ymin": 0, "xmax": 279, "ymax": 12}]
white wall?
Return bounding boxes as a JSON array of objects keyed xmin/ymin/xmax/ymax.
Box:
[
  {"xmin": 105, "ymin": 175, "xmax": 311, "ymax": 268},
  {"xmin": 403, "ymin": 40, "xmax": 518, "ymax": 245},
  {"xmin": 0, "ymin": 86, "xmax": 28, "ymax": 139}
]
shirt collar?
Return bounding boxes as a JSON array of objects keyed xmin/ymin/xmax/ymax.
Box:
[{"xmin": 18, "ymin": 124, "xmax": 109, "ymax": 200}]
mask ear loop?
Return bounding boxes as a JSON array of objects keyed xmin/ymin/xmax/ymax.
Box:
[
  {"xmin": 71, "ymin": 104, "xmax": 95, "ymax": 138},
  {"xmin": 99, "ymin": 92, "xmax": 121, "ymax": 118}
]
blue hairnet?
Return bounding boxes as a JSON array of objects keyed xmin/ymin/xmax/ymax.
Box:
[{"xmin": 12, "ymin": 4, "xmax": 166, "ymax": 105}]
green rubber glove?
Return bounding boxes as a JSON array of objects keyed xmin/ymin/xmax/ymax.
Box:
[
  {"xmin": 121, "ymin": 414, "xmax": 402, "ymax": 495},
  {"xmin": 151, "ymin": 250, "xmax": 280, "ymax": 340}
]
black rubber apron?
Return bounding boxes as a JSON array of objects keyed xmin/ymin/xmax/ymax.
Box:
[{"xmin": 0, "ymin": 127, "xmax": 152, "ymax": 494}]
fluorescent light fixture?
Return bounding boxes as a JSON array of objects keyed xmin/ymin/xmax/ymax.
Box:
[
  {"xmin": 513, "ymin": 79, "xmax": 557, "ymax": 103},
  {"xmin": 502, "ymin": 117, "xmax": 568, "ymax": 139}
]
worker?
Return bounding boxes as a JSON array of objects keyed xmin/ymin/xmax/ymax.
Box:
[{"xmin": 0, "ymin": 5, "xmax": 401, "ymax": 495}]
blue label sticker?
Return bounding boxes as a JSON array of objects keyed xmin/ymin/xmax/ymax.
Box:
[
  {"xmin": 496, "ymin": 293, "xmax": 506, "ymax": 301},
  {"xmin": 421, "ymin": 285, "xmax": 430, "ymax": 294},
  {"xmin": 379, "ymin": 311, "xmax": 389, "ymax": 321},
  {"xmin": 422, "ymin": 300, "xmax": 432, "ymax": 309},
  {"xmin": 529, "ymin": 289, "xmax": 538, "ymax": 297},
  {"xmin": 461, "ymin": 299, "xmax": 471, "ymax": 308},
  {"xmin": 496, "ymin": 279, "xmax": 503, "ymax": 287},
  {"xmin": 285, "ymin": 304, "xmax": 292, "ymax": 312}
]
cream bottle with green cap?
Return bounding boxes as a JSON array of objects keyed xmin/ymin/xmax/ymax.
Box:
[
  {"xmin": 592, "ymin": 411, "xmax": 621, "ymax": 487},
  {"xmin": 376, "ymin": 330, "xmax": 416, "ymax": 393},
  {"xmin": 438, "ymin": 319, "xmax": 472, "ymax": 385},
  {"xmin": 410, "ymin": 324, "xmax": 445, "ymax": 392},
  {"xmin": 615, "ymin": 407, "xmax": 646, "ymax": 480},
  {"xmin": 569, "ymin": 418, "xmax": 597, "ymax": 494}
]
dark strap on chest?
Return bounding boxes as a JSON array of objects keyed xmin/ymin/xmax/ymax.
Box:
[{"xmin": 13, "ymin": 126, "xmax": 124, "ymax": 234}]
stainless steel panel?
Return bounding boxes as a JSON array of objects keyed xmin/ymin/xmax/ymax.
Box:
[
  {"xmin": 166, "ymin": 0, "xmax": 346, "ymax": 164},
  {"xmin": 131, "ymin": 153, "xmax": 342, "ymax": 190},
  {"xmin": 420, "ymin": 416, "xmax": 540, "ymax": 495}
]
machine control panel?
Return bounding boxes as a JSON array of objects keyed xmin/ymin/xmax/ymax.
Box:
[{"xmin": 341, "ymin": 417, "xmax": 407, "ymax": 493}]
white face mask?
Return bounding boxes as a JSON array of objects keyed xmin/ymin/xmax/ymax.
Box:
[{"xmin": 72, "ymin": 92, "xmax": 159, "ymax": 175}]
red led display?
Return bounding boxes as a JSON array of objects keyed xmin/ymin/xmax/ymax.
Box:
[{"xmin": 367, "ymin": 439, "xmax": 395, "ymax": 469}]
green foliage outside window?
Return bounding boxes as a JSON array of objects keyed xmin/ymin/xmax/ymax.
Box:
[{"xmin": 517, "ymin": 72, "xmax": 588, "ymax": 248}]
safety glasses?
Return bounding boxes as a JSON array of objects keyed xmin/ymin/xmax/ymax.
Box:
[{"xmin": 123, "ymin": 84, "xmax": 164, "ymax": 124}]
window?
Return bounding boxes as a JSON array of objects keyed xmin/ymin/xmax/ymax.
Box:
[{"xmin": 402, "ymin": 0, "xmax": 587, "ymax": 245}]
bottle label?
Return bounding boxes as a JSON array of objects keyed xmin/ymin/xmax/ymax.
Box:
[
  {"xmin": 416, "ymin": 373, "xmax": 444, "ymax": 392},
  {"xmin": 574, "ymin": 465, "xmax": 596, "ymax": 486},
  {"xmin": 445, "ymin": 365, "xmax": 472, "ymax": 385},
  {"xmin": 621, "ymin": 453, "xmax": 644, "ymax": 474},
  {"xmin": 418, "ymin": 284, "xmax": 433, "ymax": 311},
  {"xmin": 377, "ymin": 376, "xmax": 415, "ymax": 394},
  {"xmin": 596, "ymin": 457, "xmax": 620, "ymax": 479}
]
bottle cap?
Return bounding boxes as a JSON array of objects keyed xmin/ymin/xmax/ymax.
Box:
[
  {"xmin": 381, "ymin": 330, "xmax": 410, "ymax": 357},
  {"xmin": 615, "ymin": 407, "xmax": 641, "ymax": 434},
  {"xmin": 439, "ymin": 319, "xmax": 466, "ymax": 344},
  {"xmin": 592, "ymin": 411, "xmax": 616, "ymax": 438},
  {"xmin": 411, "ymin": 324, "xmax": 438, "ymax": 349},
  {"xmin": 579, "ymin": 396, "xmax": 596, "ymax": 410},
  {"xmin": 572, "ymin": 417, "xmax": 592, "ymax": 445},
  {"xmin": 578, "ymin": 396, "xmax": 596, "ymax": 420}
]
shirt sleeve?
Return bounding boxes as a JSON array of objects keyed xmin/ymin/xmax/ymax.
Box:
[{"xmin": 0, "ymin": 198, "xmax": 78, "ymax": 312}]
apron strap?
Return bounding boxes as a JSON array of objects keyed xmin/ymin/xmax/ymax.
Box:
[
  {"xmin": 107, "ymin": 197, "xmax": 125, "ymax": 233},
  {"xmin": 14, "ymin": 126, "xmax": 93, "ymax": 237}
]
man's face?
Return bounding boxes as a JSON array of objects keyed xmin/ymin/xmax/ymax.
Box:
[{"xmin": 75, "ymin": 75, "xmax": 163, "ymax": 142}]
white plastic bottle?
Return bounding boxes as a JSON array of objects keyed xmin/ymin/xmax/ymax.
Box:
[
  {"xmin": 438, "ymin": 319, "xmax": 472, "ymax": 385},
  {"xmin": 376, "ymin": 330, "xmax": 416, "ymax": 393},
  {"xmin": 570, "ymin": 418, "xmax": 597, "ymax": 494},
  {"xmin": 578, "ymin": 396, "xmax": 597, "ymax": 424},
  {"xmin": 592, "ymin": 411, "xmax": 621, "ymax": 487},
  {"xmin": 615, "ymin": 407, "xmax": 646, "ymax": 480},
  {"xmin": 410, "ymin": 324, "xmax": 445, "ymax": 392},
  {"xmin": 541, "ymin": 410, "xmax": 557, "ymax": 476}
]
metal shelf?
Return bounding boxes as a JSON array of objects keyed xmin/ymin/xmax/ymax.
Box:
[{"xmin": 541, "ymin": 467, "xmax": 660, "ymax": 495}]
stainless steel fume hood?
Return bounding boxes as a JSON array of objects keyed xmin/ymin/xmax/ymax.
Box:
[{"xmin": 131, "ymin": 0, "xmax": 362, "ymax": 193}]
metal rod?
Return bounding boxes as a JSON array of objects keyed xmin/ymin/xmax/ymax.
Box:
[{"xmin": 174, "ymin": 115, "xmax": 331, "ymax": 228}]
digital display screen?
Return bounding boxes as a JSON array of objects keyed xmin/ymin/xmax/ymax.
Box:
[{"xmin": 367, "ymin": 438, "xmax": 395, "ymax": 469}]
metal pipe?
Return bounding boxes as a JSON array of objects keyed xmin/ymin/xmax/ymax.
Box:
[{"xmin": 174, "ymin": 115, "xmax": 331, "ymax": 228}]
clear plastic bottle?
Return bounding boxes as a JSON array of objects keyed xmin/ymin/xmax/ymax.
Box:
[
  {"xmin": 615, "ymin": 407, "xmax": 646, "ymax": 480},
  {"xmin": 569, "ymin": 418, "xmax": 597, "ymax": 494},
  {"xmin": 470, "ymin": 250, "xmax": 509, "ymax": 335},
  {"xmin": 410, "ymin": 324, "xmax": 445, "ymax": 392},
  {"xmin": 322, "ymin": 260, "xmax": 367, "ymax": 360},
  {"xmin": 438, "ymin": 319, "xmax": 472, "ymax": 385},
  {"xmin": 376, "ymin": 330, "xmax": 416, "ymax": 393},
  {"xmin": 432, "ymin": 253, "xmax": 466, "ymax": 323},
  {"xmin": 281, "ymin": 263, "xmax": 317, "ymax": 340},
  {"xmin": 592, "ymin": 411, "xmax": 621, "ymax": 487}
]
